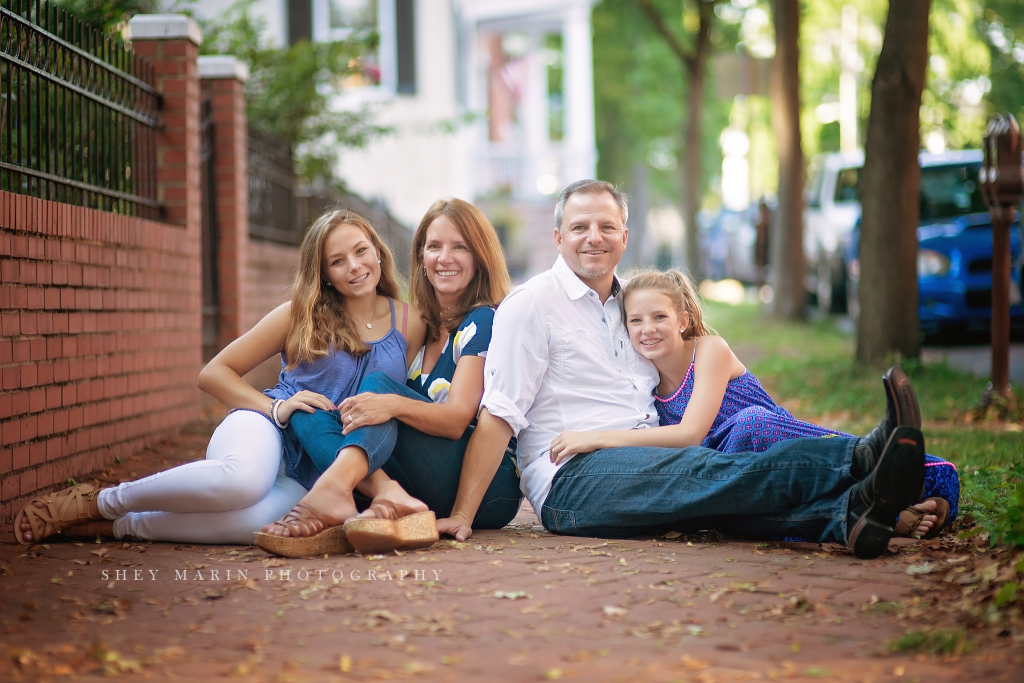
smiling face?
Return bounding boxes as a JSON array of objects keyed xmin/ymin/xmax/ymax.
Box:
[
  {"xmin": 422, "ymin": 215, "xmax": 477, "ymax": 309},
  {"xmin": 321, "ymin": 223, "xmax": 381, "ymax": 299},
  {"xmin": 624, "ymin": 289, "xmax": 690, "ymax": 362},
  {"xmin": 554, "ymin": 191, "xmax": 628, "ymax": 291}
]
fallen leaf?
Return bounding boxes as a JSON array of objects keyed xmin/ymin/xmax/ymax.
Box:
[
  {"xmin": 602, "ymin": 605, "xmax": 628, "ymax": 617},
  {"xmin": 493, "ymin": 591, "xmax": 531, "ymax": 600}
]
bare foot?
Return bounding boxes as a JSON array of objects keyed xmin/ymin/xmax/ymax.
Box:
[
  {"xmin": 357, "ymin": 480, "xmax": 428, "ymax": 520},
  {"xmin": 897, "ymin": 499, "xmax": 938, "ymax": 538},
  {"xmin": 261, "ymin": 485, "xmax": 359, "ymax": 538}
]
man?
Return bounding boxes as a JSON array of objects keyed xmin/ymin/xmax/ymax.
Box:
[{"xmin": 436, "ymin": 180, "xmax": 924, "ymax": 559}]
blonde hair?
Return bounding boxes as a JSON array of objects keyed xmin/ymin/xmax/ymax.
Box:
[
  {"xmin": 411, "ymin": 198, "xmax": 512, "ymax": 340},
  {"xmin": 623, "ymin": 268, "xmax": 714, "ymax": 340},
  {"xmin": 284, "ymin": 209, "xmax": 403, "ymax": 368}
]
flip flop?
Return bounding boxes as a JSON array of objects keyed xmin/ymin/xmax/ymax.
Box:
[
  {"xmin": 254, "ymin": 502, "xmax": 354, "ymax": 558},
  {"xmin": 14, "ymin": 483, "xmax": 102, "ymax": 545},
  {"xmin": 343, "ymin": 500, "xmax": 438, "ymax": 554},
  {"xmin": 895, "ymin": 497, "xmax": 950, "ymax": 539}
]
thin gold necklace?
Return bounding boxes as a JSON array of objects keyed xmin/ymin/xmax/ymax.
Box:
[{"xmin": 352, "ymin": 299, "xmax": 377, "ymax": 329}]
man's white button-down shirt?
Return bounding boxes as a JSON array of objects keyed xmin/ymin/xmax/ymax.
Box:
[{"xmin": 481, "ymin": 256, "xmax": 660, "ymax": 513}]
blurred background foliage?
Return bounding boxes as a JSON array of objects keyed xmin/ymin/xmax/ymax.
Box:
[{"xmin": 593, "ymin": 0, "xmax": 1024, "ymax": 215}]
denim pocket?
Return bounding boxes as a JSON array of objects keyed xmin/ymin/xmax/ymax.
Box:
[{"xmin": 540, "ymin": 505, "xmax": 579, "ymax": 534}]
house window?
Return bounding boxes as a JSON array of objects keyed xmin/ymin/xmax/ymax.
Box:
[{"xmin": 313, "ymin": 0, "xmax": 398, "ymax": 92}]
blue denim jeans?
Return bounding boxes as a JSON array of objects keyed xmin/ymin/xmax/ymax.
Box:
[
  {"xmin": 540, "ymin": 436, "xmax": 857, "ymax": 544},
  {"xmin": 289, "ymin": 372, "xmax": 522, "ymax": 529}
]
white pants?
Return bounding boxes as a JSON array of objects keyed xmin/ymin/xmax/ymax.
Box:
[{"xmin": 96, "ymin": 410, "xmax": 307, "ymax": 544}]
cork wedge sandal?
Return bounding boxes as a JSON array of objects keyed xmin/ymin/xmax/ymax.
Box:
[
  {"xmin": 343, "ymin": 500, "xmax": 438, "ymax": 555},
  {"xmin": 254, "ymin": 502, "xmax": 354, "ymax": 558},
  {"xmin": 14, "ymin": 483, "xmax": 103, "ymax": 545}
]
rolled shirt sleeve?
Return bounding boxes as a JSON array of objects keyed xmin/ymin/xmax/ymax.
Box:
[{"xmin": 481, "ymin": 289, "xmax": 549, "ymax": 436}]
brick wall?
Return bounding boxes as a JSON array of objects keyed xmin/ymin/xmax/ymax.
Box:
[
  {"xmin": 0, "ymin": 194, "xmax": 202, "ymax": 523},
  {"xmin": 0, "ymin": 22, "xmax": 204, "ymax": 523},
  {"xmin": 242, "ymin": 239, "xmax": 301, "ymax": 392}
]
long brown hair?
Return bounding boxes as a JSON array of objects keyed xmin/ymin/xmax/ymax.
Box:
[
  {"xmin": 284, "ymin": 209, "xmax": 403, "ymax": 368},
  {"xmin": 623, "ymin": 268, "xmax": 714, "ymax": 340},
  {"xmin": 410, "ymin": 198, "xmax": 511, "ymax": 340}
]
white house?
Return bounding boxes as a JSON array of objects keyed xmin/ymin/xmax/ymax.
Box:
[{"xmin": 186, "ymin": 0, "xmax": 599, "ymax": 277}]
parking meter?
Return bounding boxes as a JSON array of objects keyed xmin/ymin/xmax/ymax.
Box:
[{"xmin": 979, "ymin": 113, "xmax": 1023, "ymax": 406}]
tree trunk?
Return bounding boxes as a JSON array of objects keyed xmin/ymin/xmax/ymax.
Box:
[
  {"xmin": 682, "ymin": 58, "xmax": 705, "ymax": 280},
  {"xmin": 856, "ymin": 0, "xmax": 931, "ymax": 364},
  {"xmin": 769, "ymin": 0, "xmax": 805, "ymax": 320}
]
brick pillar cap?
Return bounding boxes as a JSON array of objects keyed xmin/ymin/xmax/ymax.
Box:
[
  {"xmin": 127, "ymin": 15, "xmax": 203, "ymax": 45},
  {"xmin": 198, "ymin": 56, "xmax": 250, "ymax": 83}
]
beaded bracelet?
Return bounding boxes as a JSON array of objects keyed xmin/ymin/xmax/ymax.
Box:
[{"xmin": 270, "ymin": 399, "xmax": 288, "ymax": 429}]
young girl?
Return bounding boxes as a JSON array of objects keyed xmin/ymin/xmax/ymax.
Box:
[
  {"xmin": 15, "ymin": 210, "xmax": 426, "ymax": 547},
  {"xmin": 549, "ymin": 269, "xmax": 959, "ymax": 539}
]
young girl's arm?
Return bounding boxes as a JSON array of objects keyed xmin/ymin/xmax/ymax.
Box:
[
  {"xmin": 196, "ymin": 302, "xmax": 335, "ymax": 422},
  {"xmin": 549, "ymin": 336, "xmax": 744, "ymax": 463}
]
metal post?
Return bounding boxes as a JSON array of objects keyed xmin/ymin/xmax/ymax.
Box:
[{"xmin": 979, "ymin": 113, "xmax": 1023, "ymax": 414}]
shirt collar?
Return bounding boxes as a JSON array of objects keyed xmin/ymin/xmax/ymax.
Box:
[{"xmin": 552, "ymin": 255, "xmax": 623, "ymax": 302}]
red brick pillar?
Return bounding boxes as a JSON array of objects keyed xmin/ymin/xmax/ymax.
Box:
[
  {"xmin": 127, "ymin": 14, "xmax": 204, "ymax": 399},
  {"xmin": 199, "ymin": 56, "xmax": 250, "ymax": 348}
]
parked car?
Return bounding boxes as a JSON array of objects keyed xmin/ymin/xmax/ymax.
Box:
[
  {"xmin": 805, "ymin": 150, "xmax": 1024, "ymax": 334},
  {"xmin": 698, "ymin": 199, "xmax": 772, "ymax": 284}
]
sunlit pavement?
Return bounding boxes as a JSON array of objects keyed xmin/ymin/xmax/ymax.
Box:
[{"xmin": 1, "ymin": 423, "xmax": 1020, "ymax": 681}]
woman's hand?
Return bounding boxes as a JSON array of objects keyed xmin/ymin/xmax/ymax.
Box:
[
  {"xmin": 549, "ymin": 431, "xmax": 606, "ymax": 465},
  {"xmin": 338, "ymin": 393, "xmax": 398, "ymax": 434},
  {"xmin": 436, "ymin": 513, "xmax": 474, "ymax": 542},
  {"xmin": 278, "ymin": 390, "xmax": 335, "ymax": 424}
]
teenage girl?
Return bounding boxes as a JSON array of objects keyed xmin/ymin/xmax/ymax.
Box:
[
  {"xmin": 548, "ymin": 269, "xmax": 959, "ymax": 539},
  {"xmin": 15, "ymin": 210, "xmax": 426, "ymax": 546}
]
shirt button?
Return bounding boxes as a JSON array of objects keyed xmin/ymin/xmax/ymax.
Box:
[
  {"xmin": 614, "ymin": 351, "xmax": 618, "ymax": 356},
  {"xmin": 601, "ymin": 317, "xmax": 606, "ymax": 323}
]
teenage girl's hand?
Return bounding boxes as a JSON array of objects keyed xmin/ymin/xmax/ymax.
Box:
[
  {"xmin": 549, "ymin": 431, "xmax": 606, "ymax": 465},
  {"xmin": 278, "ymin": 391, "xmax": 335, "ymax": 424},
  {"xmin": 337, "ymin": 393, "xmax": 399, "ymax": 434}
]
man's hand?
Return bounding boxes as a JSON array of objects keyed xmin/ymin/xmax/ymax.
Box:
[
  {"xmin": 549, "ymin": 430, "xmax": 604, "ymax": 464},
  {"xmin": 338, "ymin": 393, "xmax": 398, "ymax": 434},
  {"xmin": 436, "ymin": 513, "xmax": 474, "ymax": 542}
]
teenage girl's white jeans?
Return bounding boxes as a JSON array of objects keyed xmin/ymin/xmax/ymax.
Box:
[{"xmin": 95, "ymin": 410, "xmax": 307, "ymax": 544}]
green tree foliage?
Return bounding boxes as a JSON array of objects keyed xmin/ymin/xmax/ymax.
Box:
[
  {"xmin": 979, "ymin": 0, "xmax": 1024, "ymax": 123},
  {"xmin": 50, "ymin": 0, "xmax": 156, "ymax": 36},
  {"xmin": 199, "ymin": 0, "xmax": 389, "ymax": 187},
  {"xmin": 592, "ymin": 0, "xmax": 753, "ymax": 212}
]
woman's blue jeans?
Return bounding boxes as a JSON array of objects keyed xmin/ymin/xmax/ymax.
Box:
[
  {"xmin": 288, "ymin": 372, "xmax": 522, "ymax": 529},
  {"xmin": 540, "ymin": 435, "xmax": 858, "ymax": 544}
]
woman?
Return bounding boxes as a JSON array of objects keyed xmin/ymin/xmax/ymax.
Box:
[
  {"xmin": 259, "ymin": 198, "xmax": 522, "ymax": 555},
  {"xmin": 549, "ymin": 269, "xmax": 959, "ymax": 539},
  {"xmin": 15, "ymin": 210, "xmax": 424, "ymax": 546}
]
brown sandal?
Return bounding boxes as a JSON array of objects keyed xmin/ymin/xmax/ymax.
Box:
[
  {"xmin": 61, "ymin": 520, "xmax": 116, "ymax": 541},
  {"xmin": 14, "ymin": 483, "xmax": 103, "ymax": 545},
  {"xmin": 253, "ymin": 502, "xmax": 354, "ymax": 558},
  {"xmin": 895, "ymin": 497, "xmax": 950, "ymax": 539},
  {"xmin": 343, "ymin": 500, "xmax": 438, "ymax": 554}
]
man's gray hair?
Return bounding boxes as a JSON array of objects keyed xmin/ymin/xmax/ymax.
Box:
[{"xmin": 553, "ymin": 179, "xmax": 629, "ymax": 232}]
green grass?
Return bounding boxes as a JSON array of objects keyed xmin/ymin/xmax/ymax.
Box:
[
  {"xmin": 889, "ymin": 628, "xmax": 973, "ymax": 656},
  {"xmin": 704, "ymin": 302, "xmax": 1024, "ymax": 541}
]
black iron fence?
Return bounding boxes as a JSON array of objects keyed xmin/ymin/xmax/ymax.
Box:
[
  {"xmin": 0, "ymin": 0, "xmax": 159, "ymax": 218},
  {"xmin": 247, "ymin": 129, "xmax": 411, "ymax": 267}
]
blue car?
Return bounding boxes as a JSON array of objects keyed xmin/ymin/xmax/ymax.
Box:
[{"xmin": 844, "ymin": 151, "xmax": 1024, "ymax": 335}]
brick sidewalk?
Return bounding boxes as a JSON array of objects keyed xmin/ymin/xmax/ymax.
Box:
[{"xmin": 1, "ymin": 422, "xmax": 1020, "ymax": 681}]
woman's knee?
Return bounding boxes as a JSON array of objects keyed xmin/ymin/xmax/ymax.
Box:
[
  {"xmin": 359, "ymin": 371, "xmax": 402, "ymax": 394},
  {"xmin": 288, "ymin": 408, "xmax": 339, "ymax": 440}
]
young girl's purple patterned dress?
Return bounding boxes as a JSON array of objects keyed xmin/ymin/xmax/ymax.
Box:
[{"xmin": 654, "ymin": 343, "xmax": 960, "ymax": 526}]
